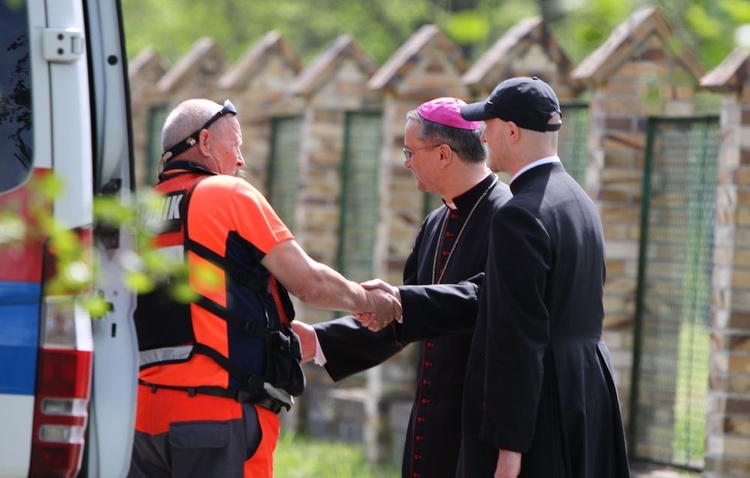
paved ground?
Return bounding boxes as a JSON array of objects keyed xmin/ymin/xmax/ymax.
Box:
[{"xmin": 631, "ymin": 462, "xmax": 699, "ymax": 477}]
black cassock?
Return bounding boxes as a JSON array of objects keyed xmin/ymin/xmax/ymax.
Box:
[
  {"xmin": 314, "ymin": 174, "xmax": 511, "ymax": 478},
  {"xmin": 401, "ymin": 163, "xmax": 631, "ymax": 478}
]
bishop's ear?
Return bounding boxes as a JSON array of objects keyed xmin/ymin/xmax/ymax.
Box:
[{"xmin": 438, "ymin": 143, "xmax": 454, "ymax": 167}]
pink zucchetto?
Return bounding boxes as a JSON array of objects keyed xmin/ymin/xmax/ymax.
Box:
[{"xmin": 417, "ymin": 97, "xmax": 482, "ymax": 131}]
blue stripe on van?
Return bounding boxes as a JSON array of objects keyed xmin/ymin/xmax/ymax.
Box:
[{"xmin": 0, "ymin": 282, "xmax": 40, "ymax": 395}]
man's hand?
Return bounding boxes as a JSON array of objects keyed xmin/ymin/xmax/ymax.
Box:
[
  {"xmin": 494, "ymin": 449, "xmax": 521, "ymax": 478},
  {"xmin": 361, "ymin": 278, "xmax": 401, "ymax": 301},
  {"xmin": 356, "ymin": 279, "xmax": 402, "ymax": 331},
  {"xmin": 291, "ymin": 321, "xmax": 316, "ymax": 364}
]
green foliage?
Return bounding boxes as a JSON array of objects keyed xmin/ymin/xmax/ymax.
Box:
[
  {"xmin": 275, "ymin": 431, "xmax": 399, "ymax": 478},
  {"xmin": 546, "ymin": 0, "xmax": 632, "ymax": 63},
  {"xmin": 720, "ymin": 0, "xmax": 750, "ymax": 23},
  {"xmin": 0, "ymin": 209, "xmax": 25, "ymax": 244},
  {"xmin": 122, "ymin": 0, "xmax": 748, "ymax": 79},
  {"xmin": 445, "ymin": 11, "xmax": 489, "ymax": 45},
  {"xmin": 0, "ymin": 175, "xmax": 97, "ymax": 299},
  {"xmin": 121, "ymin": 0, "xmax": 537, "ymax": 64},
  {"xmin": 686, "ymin": 4, "xmax": 723, "ymax": 38},
  {"xmin": 0, "ymin": 170, "xmax": 198, "ymax": 314}
]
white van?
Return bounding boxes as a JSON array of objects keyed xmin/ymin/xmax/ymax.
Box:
[{"xmin": 0, "ymin": 0, "xmax": 137, "ymax": 477}]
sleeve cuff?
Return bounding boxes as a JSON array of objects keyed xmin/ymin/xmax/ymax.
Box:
[{"xmin": 313, "ymin": 329, "xmax": 327, "ymax": 366}]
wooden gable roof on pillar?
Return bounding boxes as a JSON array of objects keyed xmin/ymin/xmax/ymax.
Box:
[
  {"xmin": 700, "ymin": 48, "xmax": 750, "ymax": 94},
  {"xmin": 218, "ymin": 31, "xmax": 302, "ymax": 91},
  {"xmin": 290, "ymin": 34, "xmax": 378, "ymax": 101},
  {"xmin": 572, "ymin": 6, "xmax": 704, "ymax": 85},
  {"xmin": 463, "ymin": 17, "xmax": 580, "ymax": 100},
  {"xmin": 367, "ymin": 24, "xmax": 468, "ymax": 97},
  {"xmin": 156, "ymin": 37, "xmax": 227, "ymax": 93},
  {"xmin": 128, "ymin": 48, "xmax": 166, "ymax": 94}
]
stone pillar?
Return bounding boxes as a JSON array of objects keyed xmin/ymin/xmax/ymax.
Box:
[
  {"xmin": 461, "ymin": 16, "xmax": 581, "ymax": 186},
  {"xmin": 155, "ymin": 37, "xmax": 228, "ymax": 105},
  {"xmin": 701, "ymin": 48, "xmax": 750, "ymax": 478},
  {"xmin": 462, "ymin": 16, "xmax": 579, "ymax": 100},
  {"xmin": 367, "ymin": 24, "xmax": 472, "ymax": 465},
  {"xmin": 284, "ymin": 34, "xmax": 383, "ymax": 454},
  {"xmin": 571, "ymin": 6, "xmax": 704, "ymax": 433},
  {"xmin": 287, "ymin": 34, "xmax": 380, "ymax": 322},
  {"xmin": 218, "ymin": 31, "xmax": 303, "ymax": 193}
]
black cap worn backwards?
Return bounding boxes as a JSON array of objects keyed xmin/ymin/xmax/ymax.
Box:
[{"xmin": 460, "ymin": 76, "xmax": 562, "ymax": 132}]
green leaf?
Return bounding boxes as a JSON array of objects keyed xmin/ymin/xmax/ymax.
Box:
[
  {"xmin": 125, "ymin": 271, "xmax": 155, "ymax": 293},
  {"xmin": 686, "ymin": 5, "xmax": 723, "ymax": 39},
  {"xmin": 445, "ymin": 11, "xmax": 490, "ymax": 45}
]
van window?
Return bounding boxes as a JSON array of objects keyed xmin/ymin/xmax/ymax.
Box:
[{"xmin": 0, "ymin": 0, "xmax": 32, "ymax": 193}]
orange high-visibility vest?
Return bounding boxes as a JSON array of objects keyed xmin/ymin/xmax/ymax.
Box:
[{"xmin": 134, "ymin": 161, "xmax": 304, "ymax": 406}]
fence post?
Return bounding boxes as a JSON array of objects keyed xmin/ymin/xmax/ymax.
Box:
[
  {"xmin": 285, "ymin": 34, "xmax": 383, "ymax": 452},
  {"xmin": 366, "ymin": 24, "xmax": 473, "ymax": 466},
  {"xmin": 700, "ymin": 48, "xmax": 750, "ymax": 478}
]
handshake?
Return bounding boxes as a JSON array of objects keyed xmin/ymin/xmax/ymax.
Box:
[
  {"xmin": 357, "ymin": 279, "xmax": 402, "ymax": 332},
  {"xmin": 291, "ymin": 279, "xmax": 402, "ymax": 365}
]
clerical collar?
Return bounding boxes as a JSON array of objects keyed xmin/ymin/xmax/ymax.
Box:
[
  {"xmin": 510, "ymin": 156, "xmax": 561, "ymax": 185},
  {"xmin": 444, "ymin": 173, "xmax": 497, "ymax": 210}
]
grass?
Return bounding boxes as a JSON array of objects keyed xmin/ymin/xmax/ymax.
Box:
[
  {"xmin": 672, "ymin": 320, "xmax": 710, "ymax": 467},
  {"xmin": 274, "ymin": 431, "xmax": 400, "ymax": 478}
]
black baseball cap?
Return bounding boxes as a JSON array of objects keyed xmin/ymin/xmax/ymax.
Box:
[{"xmin": 460, "ymin": 76, "xmax": 562, "ymax": 132}]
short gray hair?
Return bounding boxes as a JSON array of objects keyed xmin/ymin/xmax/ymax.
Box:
[{"xmin": 161, "ymin": 99, "xmax": 223, "ymax": 152}]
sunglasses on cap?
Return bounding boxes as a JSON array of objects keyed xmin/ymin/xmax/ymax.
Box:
[{"xmin": 161, "ymin": 100, "xmax": 238, "ymax": 162}]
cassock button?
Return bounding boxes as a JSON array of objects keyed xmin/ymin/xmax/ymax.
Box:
[
  {"xmin": 422, "ymin": 379, "xmax": 430, "ymax": 386},
  {"xmin": 450, "ymin": 213, "xmax": 458, "ymax": 220},
  {"xmin": 445, "ymin": 231, "xmax": 453, "ymax": 238},
  {"xmin": 414, "ymin": 454, "xmax": 422, "ymax": 460},
  {"xmin": 426, "ymin": 342, "xmax": 435, "ymax": 348},
  {"xmin": 417, "ymin": 416, "xmax": 426, "ymax": 423},
  {"xmin": 442, "ymin": 250, "xmax": 448, "ymax": 257},
  {"xmin": 421, "ymin": 398, "xmax": 430, "ymax": 405},
  {"xmin": 424, "ymin": 361, "xmax": 432, "ymax": 368},
  {"xmin": 416, "ymin": 435, "xmax": 424, "ymax": 441}
]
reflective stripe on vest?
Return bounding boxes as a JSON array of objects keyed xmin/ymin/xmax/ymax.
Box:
[{"xmin": 140, "ymin": 345, "xmax": 193, "ymax": 367}]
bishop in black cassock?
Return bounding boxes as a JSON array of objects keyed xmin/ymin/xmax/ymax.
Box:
[
  {"xmin": 307, "ymin": 97, "xmax": 512, "ymax": 478},
  {"xmin": 315, "ymin": 173, "xmax": 510, "ymax": 478}
]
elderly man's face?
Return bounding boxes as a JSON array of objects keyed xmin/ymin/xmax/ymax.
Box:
[
  {"xmin": 403, "ymin": 119, "xmax": 442, "ymax": 194},
  {"xmin": 208, "ymin": 116, "xmax": 245, "ymax": 176}
]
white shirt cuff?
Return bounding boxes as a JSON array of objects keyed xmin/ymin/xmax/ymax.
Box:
[{"xmin": 313, "ymin": 329, "xmax": 327, "ymax": 366}]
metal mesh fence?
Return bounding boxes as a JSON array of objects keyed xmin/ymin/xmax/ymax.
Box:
[
  {"xmin": 558, "ymin": 101, "xmax": 590, "ymax": 186},
  {"xmin": 630, "ymin": 116, "xmax": 720, "ymax": 471},
  {"xmin": 337, "ymin": 111, "xmax": 382, "ymax": 283},
  {"xmin": 145, "ymin": 104, "xmax": 169, "ymax": 186},
  {"xmin": 267, "ymin": 116, "xmax": 302, "ymax": 232}
]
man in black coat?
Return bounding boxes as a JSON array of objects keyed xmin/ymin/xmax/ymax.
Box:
[
  {"xmin": 450, "ymin": 77, "xmax": 631, "ymax": 477},
  {"xmin": 293, "ymin": 97, "xmax": 511, "ymax": 478}
]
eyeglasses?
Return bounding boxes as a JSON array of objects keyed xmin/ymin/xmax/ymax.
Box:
[
  {"xmin": 161, "ymin": 100, "xmax": 238, "ymax": 161},
  {"xmin": 402, "ymin": 143, "xmax": 458, "ymax": 161},
  {"xmin": 402, "ymin": 144, "xmax": 440, "ymax": 161}
]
